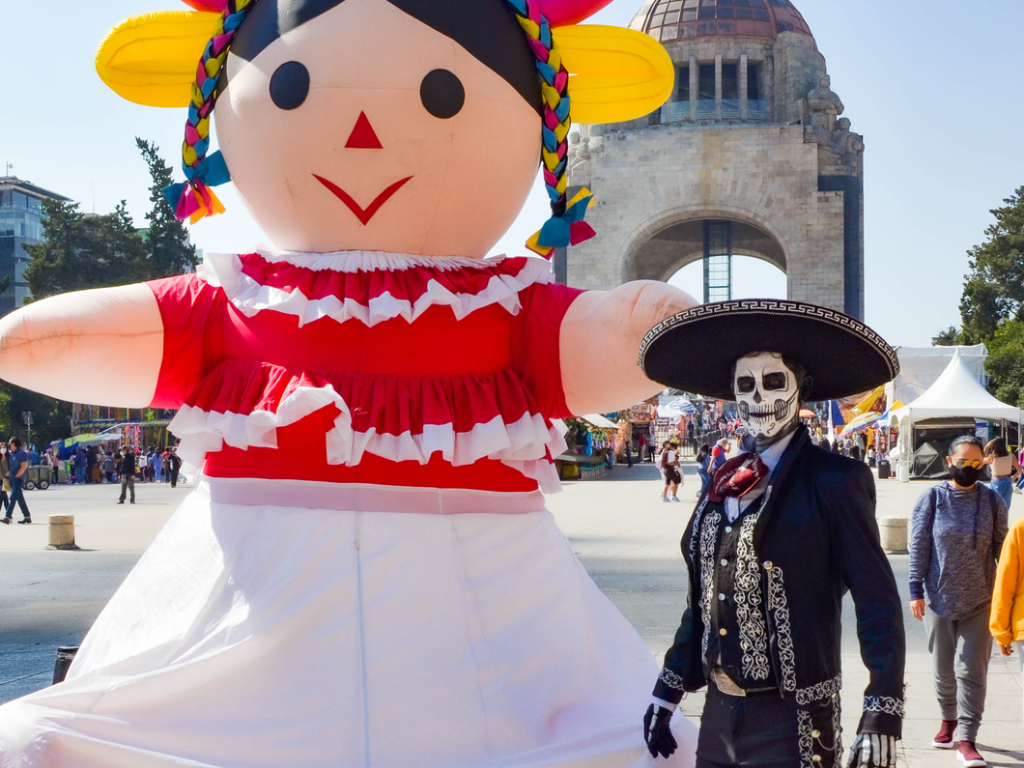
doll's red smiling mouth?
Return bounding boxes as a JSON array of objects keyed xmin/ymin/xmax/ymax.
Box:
[{"xmin": 312, "ymin": 174, "xmax": 413, "ymax": 225}]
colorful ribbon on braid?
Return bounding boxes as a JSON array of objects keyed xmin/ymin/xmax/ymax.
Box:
[
  {"xmin": 506, "ymin": 0, "xmax": 596, "ymax": 259},
  {"xmin": 164, "ymin": 0, "xmax": 253, "ymax": 223}
]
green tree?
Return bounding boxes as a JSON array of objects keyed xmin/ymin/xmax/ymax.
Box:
[
  {"xmin": 985, "ymin": 320, "xmax": 1024, "ymax": 408},
  {"xmin": 23, "ymin": 199, "xmax": 150, "ymax": 299},
  {"xmin": 955, "ymin": 186, "xmax": 1024, "ymax": 403},
  {"xmin": 136, "ymin": 138, "xmax": 198, "ymax": 277},
  {"xmin": 959, "ymin": 187, "xmax": 1024, "ymax": 344},
  {"xmin": 932, "ymin": 326, "xmax": 962, "ymax": 346},
  {"xmin": 0, "ymin": 385, "xmax": 73, "ymax": 447}
]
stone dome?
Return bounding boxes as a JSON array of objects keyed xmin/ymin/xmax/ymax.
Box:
[{"xmin": 630, "ymin": 0, "xmax": 815, "ymax": 48}]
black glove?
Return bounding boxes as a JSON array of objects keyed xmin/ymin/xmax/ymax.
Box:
[
  {"xmin": 847, "ymin": 732, "xmax": 898, "ymax": 768},
  {"xmin": 643, "ymin": 703, "xmax": 677, "ymax": 759}
]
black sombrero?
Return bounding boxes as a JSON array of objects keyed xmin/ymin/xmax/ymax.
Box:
[{"xmin": 639, "ymin": 299, "xmax": 899, "ymax": 401}]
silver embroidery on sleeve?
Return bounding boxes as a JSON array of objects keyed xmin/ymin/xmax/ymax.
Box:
[
  {"xmin": 689, "ymin": 495, "xmax": 711, "ymax": 561},
  {"xmin": 797, "ymin": 708, "xmax": 815, "ymax": 768},
  {"xmin": 698, "ymin": 510, "xmax": 722, "ymax": 662},
  {"xmin": 658, "ymin": 668, "xmax": 687, "ymax": 691},
  {"xmin": 735, "ymin": 512, "xmax": 770, "ymax": 680},
  {"xmin": 796, "ymin": 674, "xmax": 842, "ymax": 706},
  {"xmin": 765, "ymin": 563, "xmax": 797, "ymax": 694},
  {"xmin": 863, "ymin": 694, "xmax": 906, "ymax": 718}
]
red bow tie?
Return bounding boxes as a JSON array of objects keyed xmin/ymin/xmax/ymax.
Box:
[{"xmin": 709, "ymin": 453, "xmax": 769, "ymax": 503}]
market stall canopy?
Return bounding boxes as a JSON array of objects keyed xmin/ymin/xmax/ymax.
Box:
[
  {"xmin": 893, "ymin": 349, "xmax": 1022, "ymax": 425},
  {"xmin": 580, "ymin": 413, "xmax": 619, "ymax": 429},
  {"xmin": 840, "ymin": 411, "xmax": 881, "ymax": 436},
  {"xmin": 656, "ymin": 396, "xmax": 696, "ymax": 418}
]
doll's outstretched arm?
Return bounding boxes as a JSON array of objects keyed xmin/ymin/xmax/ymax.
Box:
[
  {"xmin": 560, "ymin": 281, "xmax": 697, "ymax": 414},
  {"xmin": 0, "ymin": 284, "xmax": 164, "ymax": 407}
]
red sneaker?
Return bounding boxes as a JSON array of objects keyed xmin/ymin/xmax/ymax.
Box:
[
  {"xmin": 957, "ymin": 741, "xmax": 986, "ymax": 767},
  {"xmin": 932, "ymin": 719, "xmax": 957, "ymax": 749}
]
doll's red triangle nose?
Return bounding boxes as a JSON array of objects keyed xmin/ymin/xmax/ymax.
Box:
[{"xmin": 345, "ymin": 112, "xmax": 382, "ymax": 149}]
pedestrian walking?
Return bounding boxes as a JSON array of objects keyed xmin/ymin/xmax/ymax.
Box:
[
  {"xmin": 625, "ymin": 439, "xmax": 633, "ymax": 468},
  {"xmin": 694, "ymin": 443, "xmax": 711, "ymax": 497},
  {"xmin": 658, "ymin": 441, "xmax": 681, "ymax": 502},
  {"xmin": 709, "ymin": 437, "xmax": 729, "ymax": 474},
  {"xmin": 74, "ymin": 447, "xmax": 87, "ymax": 485},
  {"xmin": 909, "ymin": 435, "xmax": 1008, "ymax": 767},
  {"xmin": 990, "ymin": 511, "xmax": 1024, "ymax": 727},
  {"xmin": 138, "ymin": 451, "xmax": 149, "ymax": 482},
  {"xmin": 2, "ymin": 438, "xmax": 31, "ymax": 524},
  {"xmin": 639, "ymin": 301, "xmax": 905, "ymax": 768},
  {"xmin": 117, "ymin": 446, "xmax": 136, "ymax": 504},
  {"xmin": 0, "ymin": 444, "xmax": 10, "ymax": 512},
  {"xmin": 168, "ymin": 447, "xmax": 182, "ymax": 488},
  {"xmin": 983, "ymin": 437, "xmax": 1021, "ymax": 511}
]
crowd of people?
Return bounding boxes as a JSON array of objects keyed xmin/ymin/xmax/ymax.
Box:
[
  {"xmin": 66, "ymin": 444, "xmax": 182, "ymax": 490},
  {"xmin": 0, "ymin": 441, "xmax": 185, "ymax": 523}
]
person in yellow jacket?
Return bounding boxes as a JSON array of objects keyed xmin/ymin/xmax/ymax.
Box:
[{"xmin": 990, "ymin": 513, "xmax": 1024, "ymax": 725}]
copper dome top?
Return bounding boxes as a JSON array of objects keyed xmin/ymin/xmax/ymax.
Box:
[{"xmin": 630, "ymin": 0, "xmax": 815, "ymax": 47}]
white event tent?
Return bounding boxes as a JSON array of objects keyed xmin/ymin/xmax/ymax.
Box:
[
  {"xmin": 893, "ymin": 348, "xmax": 1022, "ymax": 426},
  {"xmin": 892, "ymin": 348, "xmax": 1019, "ymax": 475},
  {"xmin": 892, "ymin": 349, "xmax": 1022, "ymax": 478}
]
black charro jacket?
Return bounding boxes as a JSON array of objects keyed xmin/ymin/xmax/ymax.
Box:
[{"xmin": 654, "ymin": 426, "xmax": 905, "ymax": 742}]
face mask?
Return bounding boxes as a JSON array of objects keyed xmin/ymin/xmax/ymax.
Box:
[
  {"xmin": 733, "ymin": 352, "xmax": 801, "ymax": 447},
  {"xmin": 949, "ymin": 464, "xmax": 983, "ymax": 488}
]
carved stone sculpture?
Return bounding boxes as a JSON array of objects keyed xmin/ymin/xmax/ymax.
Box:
[{"xmin": 807, "ymin": 75, "xmax": 844, "ymax": 131}]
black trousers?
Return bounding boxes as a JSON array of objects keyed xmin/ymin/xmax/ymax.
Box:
[{"xmin": 696, "ymin": 684, "xmax": 803, "ymax": 768}]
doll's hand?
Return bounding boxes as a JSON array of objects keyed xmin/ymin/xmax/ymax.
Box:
[
  {"xmin": 847, "ymin": 732, "xmax": 898, "ymax": 768},
  {"xmin": 643, "ymin": 703, "xmax": 677, "ymax": 759}
]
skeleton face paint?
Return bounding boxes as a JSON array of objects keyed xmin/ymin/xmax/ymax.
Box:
[{"xmin": 733, "ymin": 352, "xmax": 801, "ymax": 448}]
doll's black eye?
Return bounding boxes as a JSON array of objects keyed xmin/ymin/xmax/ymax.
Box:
[
  {"xmin": 270, "ymin": 61, "xmax": 310, "ymax": 110},
  {"xmin": 420, "ymin": 69, "xmax": 465, "ymax": 119}
]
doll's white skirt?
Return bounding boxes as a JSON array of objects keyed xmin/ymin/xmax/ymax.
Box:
[{"xmin": 0, "ymin": 480, "xmax": 696, "ymax": 768}]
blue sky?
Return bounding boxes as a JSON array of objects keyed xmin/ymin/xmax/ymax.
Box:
[{"xmin": 3, "ymin": 0, "xmax": 1022, "ymax": 347}]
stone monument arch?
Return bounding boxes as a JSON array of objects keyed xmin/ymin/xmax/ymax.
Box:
[{"xmin": 561, "ymin": 0, "xmax": 865, "ymax": 318}]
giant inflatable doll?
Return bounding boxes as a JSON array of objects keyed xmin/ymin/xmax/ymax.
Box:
[{"xmin": 0, "ymin": 1, "xmax": 701, "ymax": 765}]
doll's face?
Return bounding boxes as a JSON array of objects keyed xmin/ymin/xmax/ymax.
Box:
[{"xmin": 214, "ymin": 0, "xmax": 541, "ymax": 256}]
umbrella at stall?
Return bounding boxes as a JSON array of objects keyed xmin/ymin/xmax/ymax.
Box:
[
  {"xmin": 799, "ymin": 409, "xmax": 816, "ymax": 419},
  {"xmin": 839, "ymin": 411, "xmax": 881, "ymax": 436}
]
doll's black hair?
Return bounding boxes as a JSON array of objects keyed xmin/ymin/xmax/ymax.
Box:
[{"xmin": 230, "ymin": 0, "xmax": 541, "ymax": 113}]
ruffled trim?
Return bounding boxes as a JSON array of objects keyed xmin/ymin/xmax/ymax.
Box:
[
  {"xmin": 169, "ymin": 361, "xmax": 564, "ymax": 492},
  {"xmin": 197, "ymin": 250, "xmax": 553, "ymax": 327}
]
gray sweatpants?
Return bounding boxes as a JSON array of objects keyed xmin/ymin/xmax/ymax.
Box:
[{"xmin": 924, "ymin": 605, "xmax": 992, "ymax": 742}]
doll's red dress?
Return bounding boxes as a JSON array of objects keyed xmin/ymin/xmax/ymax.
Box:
[{"xmin": 0, "ymin": 251, "xmax": 697, "ymax": 768}]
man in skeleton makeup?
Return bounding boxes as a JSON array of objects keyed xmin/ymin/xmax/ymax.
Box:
[{"xmin": 637, "ymin": 300, "xmax": 906, "ymax": 768}]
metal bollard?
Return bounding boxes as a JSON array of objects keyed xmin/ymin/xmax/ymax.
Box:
[
  {"xmin": 47, "ymin": 515, "xmax": 80, "ymax": 550},
  {"xmin": 52, "ymin": 646, "xmax": 80, "ymax": 684},
  {"xmin": 878, "ymin": 517, "xmax": 908, "ymax": 554}
]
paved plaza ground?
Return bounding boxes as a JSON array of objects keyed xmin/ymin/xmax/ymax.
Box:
[{"xmin": 0, "ymin": 462, "xmax": 1021, "ymax": 766}]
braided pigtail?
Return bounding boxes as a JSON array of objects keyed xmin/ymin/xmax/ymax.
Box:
[
  {"xmin": 506, "ymin": 0, "xmax": 595, "ymax": 259},
  {"xmin": 164, "ymin": 0, "xmax": 254, "ymax": 223}
]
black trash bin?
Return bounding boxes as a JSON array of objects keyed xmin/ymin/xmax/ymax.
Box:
[
  {"xmin": 877, "ymin": 459, "xmax": 891, "ymax": 480},
  {"xmin": 53, "ymin": 646, "xmax": 79, "ymax": 684}
]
